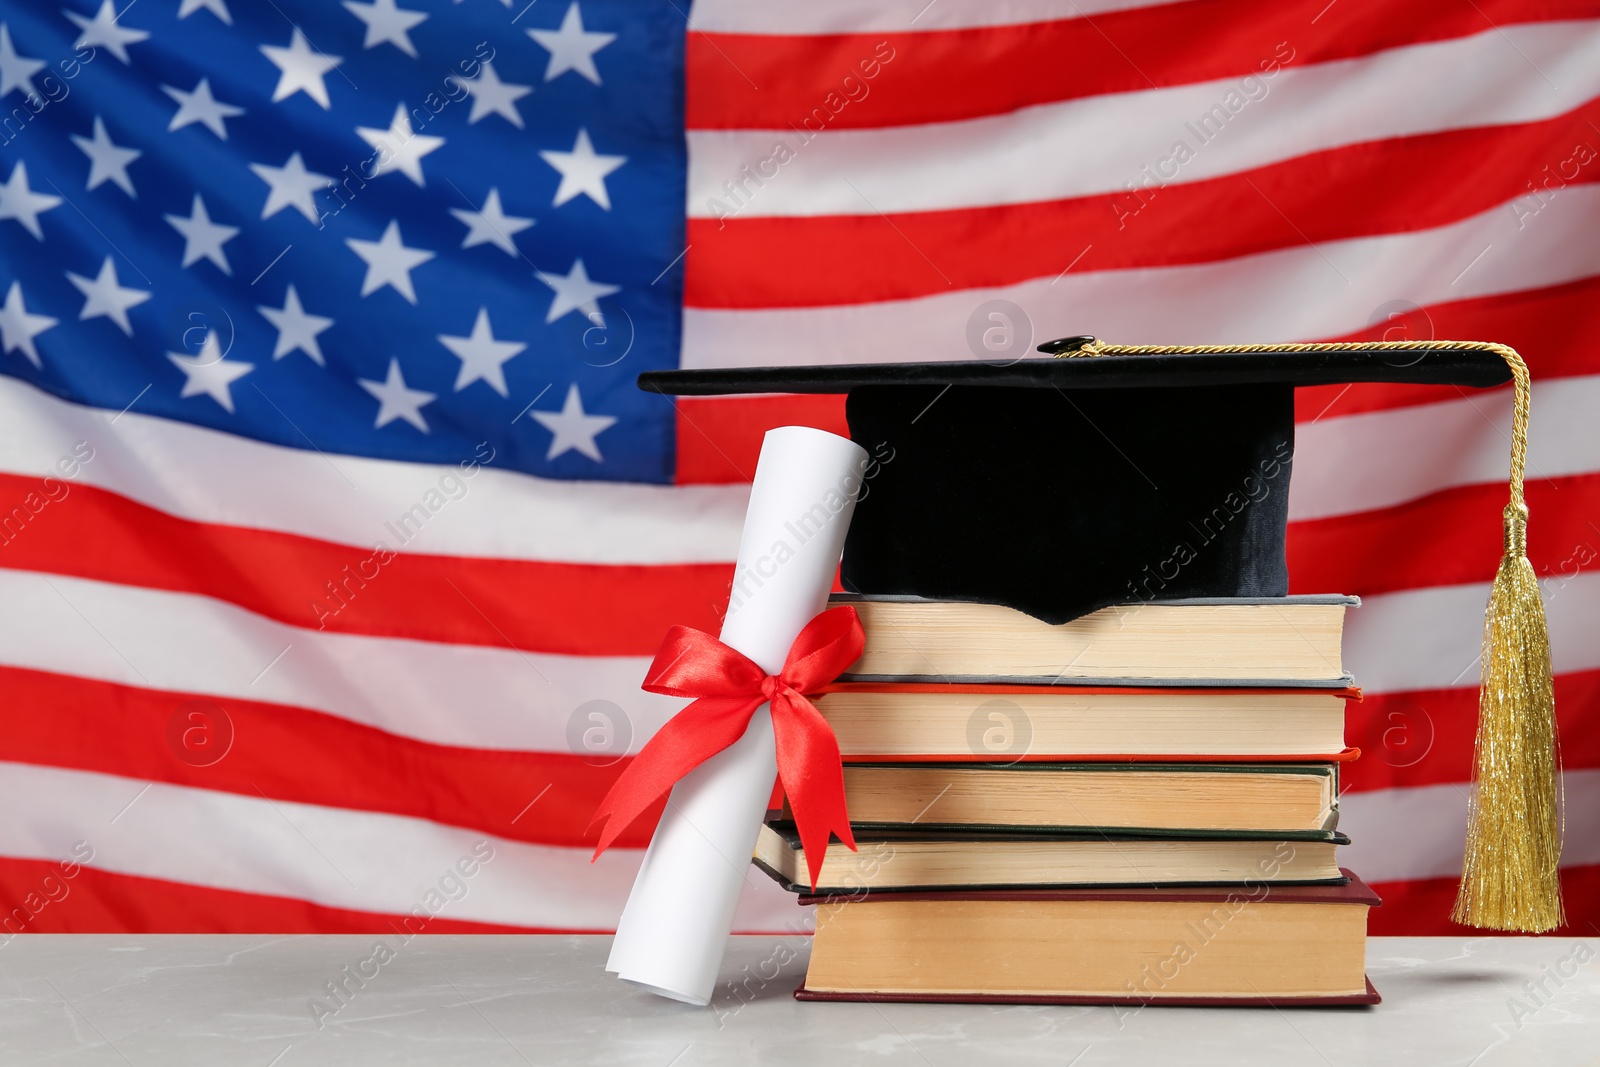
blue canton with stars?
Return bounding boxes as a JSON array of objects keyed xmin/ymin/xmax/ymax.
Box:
[{"xmin": 0, "ymin": 0, "xmax": 687, "ymax": 483}]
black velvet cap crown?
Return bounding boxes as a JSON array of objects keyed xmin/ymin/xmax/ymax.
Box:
[{"xmin": 641, "ymin": 342, "xmax": 1512, "ymax": 623}]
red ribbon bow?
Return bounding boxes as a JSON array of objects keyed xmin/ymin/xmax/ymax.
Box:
[{"xmin": 589, "ymin": 606, "xmax": 863, "ymax": 891}]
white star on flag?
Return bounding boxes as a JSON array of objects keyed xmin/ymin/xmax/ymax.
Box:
[
  {"xmin": 461, "ymin": 61, "xmax": 532, "ymax": 127},
  {"xmin": 258, "ymin": 285, "xmax": 335, "ymax": 365},
  {"xmin": 67, "ymin": 256, "xmax": 150, "ymax": 336},
  {"xmin": 0, "ymin": 161, "xmax": 61, "ymax": 240},
  {"xmin": 535, "ymin": 258, "xmax": 619, "ymax": 324},
  {"xmin": 165, "ymin": 194, "xmax": 239, "ymax": 274},
  {"xmin": 250, "ymin": 152, "xmax": 333, "ymax": 224},
  {"xmin": 532, "ymin": 383, "xmax": 616, "ymax": 461},
  {"xmin": 360, "ymin": 358, "xmax": 435, "ymax": 431},
  {"xmin": 66, "ymin": 0, "xmax": 149, "ymax": 65},
  {"xmin": 527, "ymin": 3, "xmax": 615, "ymax": 85},
  {"xmin": 262, "ymin": 29, "xmax": 343, "ymax": 109},
  {"xmin": 177, "ymin": 0, "xmax": 232, "ymax": 24},
  {"xmin": 163, "ymin": 78, "xmax": 245, "ymax": 139},
  {"xmin": 72, "ymin": 116, "xmax": 141, "ymax": 197},
  {"xmin": 540, "ymin": 128, "xmax": 626, "ymax": 210},
  {"xmin": 438, "ymin": 308, "xmax": 525, "ymax": 396},
  {"xmin": 357, "ymin": 103, "xmax": 445, "ymax": 186},
  {"xmin": 0, "ymin": 281, "xmax": 57, "ymax": 368},
  {"xmin": 450, "ymin": 188, "xmax": 533, "ymax": 256},
  {"xmin": 0, "ymin": 25, "xmax": 45, "ymax": 99},
  {"xmin": 168, "ymin": 333, "xmax": 253, "ymax": 413},
  {"xmin": 346, "ymin": 220, "xmax": 435, "ymax": 303},
  {"xmin": 343, "ymin": 0, "xmax": 428, "ymax": 59}
]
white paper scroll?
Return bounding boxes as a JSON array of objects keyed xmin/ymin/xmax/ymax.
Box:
[{"xmin": 606, "ymin": 426, "xmax": 869, "ymax": 1005}]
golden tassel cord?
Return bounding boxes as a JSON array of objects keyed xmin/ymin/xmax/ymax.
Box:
[{"xmin": 1053, "ymin": 337, "xmax": 1564, "ymax": 932}]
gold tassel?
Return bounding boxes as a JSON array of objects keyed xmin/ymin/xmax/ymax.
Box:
[
  {"xmin": 1051, "ymin": 337, "xmax": 1564, "ymax": 930},
  {"xmin": 1452, "ymin": 364, "xmax": 1564, "ymax": 932}
]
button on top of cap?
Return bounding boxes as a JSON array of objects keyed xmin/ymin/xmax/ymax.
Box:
[{"xmin": 1036, "ymin": 335, "xmax": 1097, "ymax": 355}]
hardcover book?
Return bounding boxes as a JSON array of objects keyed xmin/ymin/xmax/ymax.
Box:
[
  {"xmin": 806, "ymin": 761, "xmax": 1341, "ymax": 836},
  {"xmin": 794, "ymin": 874, "xmax": 1381, "ymax": 1005},
  {"xmin": 814, "ymin": 684, "xmax": 1356, "ymax": 759},
  {"xmin": 834, "ymin": 594, "xmax": 1356, "ymax": 685},
  {"xmin": 754, "ymin": 822, "xmax": 1348, "ymax": 893}
]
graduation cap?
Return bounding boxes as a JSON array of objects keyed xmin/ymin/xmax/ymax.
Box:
[{"xmin": 641, "ymin": 336, "xmax": 1561, "ymax": 934}]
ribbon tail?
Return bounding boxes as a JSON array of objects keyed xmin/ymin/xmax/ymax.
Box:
[
  {"xmin": 771, "ymin": 691, "xmax": 856, "ymax": 892},
  {"xmin": 588, "ymin": 695, "xmax": 761, "ymax": 861}
]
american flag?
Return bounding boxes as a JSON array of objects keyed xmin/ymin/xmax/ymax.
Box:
[{"xmin": 0, "ymin": 0, "xmax": 1595, "ymax": 938}]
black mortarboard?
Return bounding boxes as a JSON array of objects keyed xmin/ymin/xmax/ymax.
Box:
[
  {"xmin": 641, "ymin": 336, "xmax": 1561, "ymax": 935},
  {"xmin": 643, "ymin": 338, "xmax": 1510, "ymax": 623}
]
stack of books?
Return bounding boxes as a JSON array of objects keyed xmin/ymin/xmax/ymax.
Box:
[{"xmin": 754, "ymin": 593, "xmax": 1382, "ymax": 1006}]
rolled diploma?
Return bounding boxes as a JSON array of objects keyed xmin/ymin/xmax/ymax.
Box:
[{"xmin": 605, "ymin": 426, "xmax": 868, "ymax": 1004}]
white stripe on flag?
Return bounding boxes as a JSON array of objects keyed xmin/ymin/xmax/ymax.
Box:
[
  {"xmin": 9, "ymin": 759, "xmax": 1591, "ymax": 920},
  {"xmin": 1346, "ymin": 572, "xmax": 1600, "ymax": 696},
  {"xmin": 686, "ymin": 0, "xmax": 1174, "ymax": 34},
  {"xmin": 0, "ymin": 762, "xmax": 803, "ymax": 932},
  {"xmin": 0, "ymin": 376, "xmax": 749, "ymax": 565},
  {"xmin": 1339, "ymin": 769, "xmax": 1600, "ymax": 883},
  {"xmin": 686, "ymin": 21, "xmax": 1600, "ymax": 216},
  {"xmin": 681, "ymin": 186, "xmax": 1600, "ymax": 366},
  {"xmin": 0, "ymin": 569, "xmax": 680, "ymax": 753},
  {"xmin": 1291, "ymin": 374, "xmax": 1600, "ymax": 522},
  {"xmin": 7, "ymin": 567, "xmax": 1600, "ymax": 750}
]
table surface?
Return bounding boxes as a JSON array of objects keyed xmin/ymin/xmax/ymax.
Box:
[{"xmin": 0, "ymin": 935, "xmax": 1595, "ymax": 1065}]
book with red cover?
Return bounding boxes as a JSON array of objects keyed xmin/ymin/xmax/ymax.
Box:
[{"xmin": 794, "ymin": 873, "xmax": 1381, "ymax": 1006}]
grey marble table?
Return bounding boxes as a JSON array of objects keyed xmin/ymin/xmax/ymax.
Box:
[{"xmin": 0, "ymin": 935, "xmax": 1595, "ymax": 1065}]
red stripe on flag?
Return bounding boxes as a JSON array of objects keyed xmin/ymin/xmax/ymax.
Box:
[
  {"xmin": 1339, "ymin": 668, "xmax": 1600, "ymax": 794},
  {"xmin": 1368, "ymin": 862, "xmax": 1600, "ymax": 935},
  {"xmin": 675, "ymin": 393, "xmax": 849, "ymax": 484},
  {"xmin": 0, "ymin": 858, "xmax": 569, "ymax": 935},
  {"xmin": 1296, "ymin": 274, "xmax": 1600, "ymax": 420},
  {"xmin": 0, "ymin": 477, "xmax": 732, "ymax": 655},
  {"xmin": 1287, "ymin": 471, "xmax": 1600, "ymax": 599},
  {"xmin": 685, "ymin": 99, "xmax": 1600, "ymax": 309},
  {"xmin": 686, "ymin": 0, "xmax": 1600, "ymax": 130},
  {"xmin": 0, "ymin": 666, "xmax": 664, "ymax": 850}
]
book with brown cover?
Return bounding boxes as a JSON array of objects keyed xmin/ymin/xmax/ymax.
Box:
[{"xmin": 793, "ymin": 873, "xmax": 1381, "ymax": 1006}]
